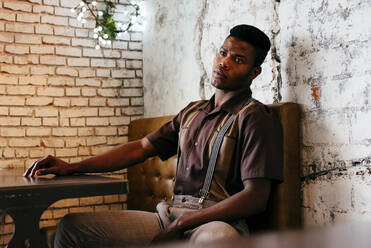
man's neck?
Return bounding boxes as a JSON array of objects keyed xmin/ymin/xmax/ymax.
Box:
[{"xmin": 214, "ymin": 87, "xmax": 251, "ymax": 109}]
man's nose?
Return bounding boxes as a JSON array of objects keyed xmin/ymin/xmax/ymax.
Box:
[{"xmin": 219, "ymin": 57, "xmax": 229, "ymax": 70}]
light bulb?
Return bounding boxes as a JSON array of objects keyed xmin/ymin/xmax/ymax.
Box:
[
  {"xmin": 70, "ymin": 8, "xmax": 75, "ymax": 13},
  {"xmin": 97, "ymin": 26, "xmax": 103, "ymax": 31},
  {"xmin": 102, "ymin": 40, "xmax": 107, "ymax": 45},
  {"xmin": 94, "ymin": 28, "xmax": 98, "ymax": 33},
  {"xmin": 77, "ymin": 16, "xmax": 82, "ymax": 21},
  {"xmin": 95, "ymin": 44, "xmax": 100, "ymax": 50},
  {"xmin": 79, "ymin": 1, "xmax": 85, "ymax": 7},
  {"xmin": 81, "ymin": 19, "xmax": 86, "ymax": 24},
  {"xmin": 92, "ymin": 1, "xmax": 97, "ymax": 6},
  {"xmin": 82, "ymin": 7, "xmax": 87, "ymax": 12},
  {"xmin": 107, "ymin": 40, "xmax": 111, "ymax": 45},
  {"xmin": 98, "ymin": 11, "xmax": 103, "ymax": 16},
  {"xmin": 103, "ymin": 34, "xmax": 108, "ymax": 39},
  {"xmin": 93, "ymin": 33, "xmax": 98, "ymax": 39}
]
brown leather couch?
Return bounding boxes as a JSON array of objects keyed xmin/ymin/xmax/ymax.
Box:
[
  {"xmin": 128, "ymin": 102, "xmax": 301, "ymax": 232},
  {"xmin": 43, "ymin": 102, "xmax": 300, "ymax": 247}
]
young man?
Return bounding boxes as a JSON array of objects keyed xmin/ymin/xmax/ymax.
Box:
[{"xmin": 24, "ymin": 24, "xmax": 283, "ymax": 247}]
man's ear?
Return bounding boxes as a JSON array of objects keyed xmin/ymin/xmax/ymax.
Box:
[{"xmin": 248, "ymin": 66, "xmax": 262, "ymax": 81}]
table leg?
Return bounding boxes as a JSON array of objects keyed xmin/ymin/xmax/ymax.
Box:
[{"xmin": 6, "ymin": 205, "xmax": 49, "ymax": 248}]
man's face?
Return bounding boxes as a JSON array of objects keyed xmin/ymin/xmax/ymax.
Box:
[{"xmin": 211, "ymin": 36, "xmax": 260, "ymax": 91}]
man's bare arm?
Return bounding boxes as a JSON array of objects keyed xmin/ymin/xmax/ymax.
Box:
[{"xmin": 24, "ymin": 137, "xmax": 157, "ymax": 177}]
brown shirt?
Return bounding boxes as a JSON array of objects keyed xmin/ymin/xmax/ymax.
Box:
[{"xmin": 147, "ymin": 89, "xmax": 283, "ymax": 201}]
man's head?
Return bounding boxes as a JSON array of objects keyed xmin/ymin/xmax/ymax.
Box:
[{"xmin": 211, "ymin": 24, "xmax": 271, "ymax": 91}]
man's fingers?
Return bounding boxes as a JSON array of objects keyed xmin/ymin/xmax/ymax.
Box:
[
  {"xmin": 23, "ymin": 161, "xmax": 36, "ymax": 177},
  {"xmin": 29, "ymin": 155, "xmax": 54, "ymax": 177},
  {"xmin": 36, "ymin": 167, "xmax": 57, "ymax": 176}
]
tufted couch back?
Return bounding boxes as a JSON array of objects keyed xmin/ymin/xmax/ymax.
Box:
[{"xmin": 127, "ymin": 102, "xmax": 301, "ymax": 231}]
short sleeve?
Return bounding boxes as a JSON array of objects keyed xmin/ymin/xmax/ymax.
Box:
[{"xmin": 240, "ymin": 105, "xmax": 283, "ymax": 183}]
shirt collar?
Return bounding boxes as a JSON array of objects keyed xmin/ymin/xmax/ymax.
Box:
[{"xmin": 197, "ymin": 88, "xmax": 252, "ymax": 115}]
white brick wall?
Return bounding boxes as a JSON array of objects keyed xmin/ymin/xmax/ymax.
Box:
[{"xmin": 0, "ymin": 1, "xmax": 142, "ymax": 246}]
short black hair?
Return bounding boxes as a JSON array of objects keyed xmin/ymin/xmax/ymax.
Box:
[{"xmin": 228, "ymin": 24, "xmax": 271, "ymax": 67}]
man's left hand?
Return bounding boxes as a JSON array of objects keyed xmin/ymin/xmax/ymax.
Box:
[{"xmin": 151, "ymin": 218, "xmax": 184, "ymax": 244}]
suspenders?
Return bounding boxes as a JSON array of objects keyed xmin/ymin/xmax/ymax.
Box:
[{"xmin": 175, "ymin": 98, "xmax": 254, "ymax": 206}]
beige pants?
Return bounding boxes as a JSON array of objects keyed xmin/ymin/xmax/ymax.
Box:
[{"xmin": 54, "ymin": 208, "xmax": 241, "ymax": 248}]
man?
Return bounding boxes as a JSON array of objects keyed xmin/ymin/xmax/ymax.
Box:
[{"xmin": 24, "ymin": 24, "xmax": 283, "ymax": 247}]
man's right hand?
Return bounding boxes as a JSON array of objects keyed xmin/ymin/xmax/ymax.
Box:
[{"xmin": 23, "ymin": 155, "xmax": 71, "ymax": 177}]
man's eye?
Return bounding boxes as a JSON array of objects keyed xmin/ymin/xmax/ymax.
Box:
[
  {"xmin": 219, "ymin": 50, "xmax": 227, "ymax": 56},
  {"xmin": 235, "ymin": 58, "xmax": 243, "ymax": 63}
]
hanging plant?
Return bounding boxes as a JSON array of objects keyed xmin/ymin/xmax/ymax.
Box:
[{"xmin": 71, "ymin": 0, "xmax": 144, "ymax": 49}]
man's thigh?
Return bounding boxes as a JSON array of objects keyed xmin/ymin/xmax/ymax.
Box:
[
  {"xmin": 55, "ymin": 210, "xmax": 162, "ymax": 248},
  {"xmin": 186, "ymin": 221, "xmax": 240, "ymax": 244}
]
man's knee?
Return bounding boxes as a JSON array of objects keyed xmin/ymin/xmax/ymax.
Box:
[
  {"xmin": 189, "ymin": 221, "xmax": 240, "ymax": 244},
  {"xmin": 54, "ymin": 213, "xmax": 84, "ymax": 248}
]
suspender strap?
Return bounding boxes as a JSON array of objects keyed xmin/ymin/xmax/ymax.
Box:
[{"xmin": 199, "ymin": 113, "xmax": 236, "ymax": 204}]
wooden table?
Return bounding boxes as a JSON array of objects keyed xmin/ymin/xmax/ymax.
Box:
[{"xmin": 0, "ymin": 168, "xmax": 127, "ymax": 248}]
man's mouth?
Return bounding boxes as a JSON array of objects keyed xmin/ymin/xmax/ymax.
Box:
[{"xmin": 213, "ymin": 70, "xmax": 227, "ymax": 79}]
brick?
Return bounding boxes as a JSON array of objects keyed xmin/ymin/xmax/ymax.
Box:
[
  {"xmin": 30, "ymin": 45, "xmax": 54, "ymax": 54},
  {"xmin": 97, "ymin": 89, "xmax": 119, "ymax": 97},
  {"xmin": 56, "ymin": 46, "xmax": 82, "ymax": 57},
  {"xmin": 56, "ymin": 148, "xmax": 78, "ymax": 157},
  {"xmin": 54, "ymin": 7, "xmax": 75, "ymax": 17},
  {"xmin": 71, "ymin": 38, "xmax": 95, "ymax": 47},
  {"xmin": 103, "ymin": 194, "xmax": 119, "ymax": 204},
  {"xmin": 78, "ymin": 146, "xmax": 90, "ymax": 156},
  {"xmin": 54, "ymin": 98, "xmax": 70, "ymax": 107},
  {"xmin": 56, "ymin": 67, "xmax": 78, "ymax": 76},
  {"xmin": 65, "ymin": 137, "xmax": 86, "ymax": 147},
  {"xmin": 52, "ymin": 198, "xmax": 79, "ymax": 208},
  {"xmin": 89, "ymin": 98, "xmax": 106, "ymax": 106},
  {"xmin": 9, "ymin": 138, "xmax": 40, "ymax": 147},
  {"xmin": 54, "ymin": 26, "xmax": 75, "ymax": 36},
  {"xmin": 91, "ymin": 145, "xmax": 111, "ymax": 155},
  {"xmin": 60, "ymin": 0, "xmax": 79, "ymax": 8},
  {"xmin": 0, "ymin": 32, "xmax": 14, "ymax": 43},
  {"xmin": 68, "ymin": 58, "xmax": 90, "ymax": 67},
  {"xmin": 76, "ymin": 78, "xmax": 100, "ymax": 87},
  {"xmin": 59, "ymin": 117, "xmax": 69, "ymax": 126},
  {"xmin": 98, "ymin": 107, "xmax": 115, "ymax": 117},
  {"xmin": 0, "ymin": 85, "xmax": 5, "ymax": 94},
  {"xmin": 107, "ymin": 136, "xmax": 128, "ymax": 145},
  {"xmin": 69, "ymin": 206, "xmax": 94, "ymax": 213},
  {"xmin": 66, "ymin": 88, "xmax": 80, "ymax": 96},
  {"xmin": 40, "ymin": 210, "xmax": 53, "ymax": 220},
  {"xmin": 81, "ymin": 88, "xmax": 96, "ymax": 96},
  {"xmin": 75, "ymin": 28, "xmax": 88, "ymax": 37},
  {"xmin": 0, "ymin": 74, "xmax": 18, "ymax": 85},
  {"xmin": 17, "ymin": 13, "xmax": 40, "ymax": 23},
  {"xmin": 102, "ymin": 79, "xmax": 122, "ymax": 88},
  {"xmin": 86, "ymin": 117, "xmax": 109, "ymax": 126},
  {"xmin": 0, "ymin": 97, "xmax": 25, "ymax": 106},
  {"xmin": 70, "ymin": 118, "xmax": 85, "ymax": 126},
  {"xmin": 3, "ymin": 148, "xmax": 15, "ymax": 158},
  {"xmin": 53, "ymin": 128, "xmax": 77, "ymax": 137},
  {"xmin": 122, "ymin": 51, "xmax": 142, "ymax": 59},
  {"xmin": 86, "ymin": 137, "xmax": 106, "ymax": 146},
  {"xmin": 41, "ymin": 15, "xmax": 68, "ymax": 26},
  {"xmin": 94, "ymin": 205, "xmax": 110, "ymax": 212},
  {"xmin": 91, "ymin": 59, "xmax": 115, "ymax": 68},
  {"xmin": 40, "ymin": 56, "xmax": 66, "ymax": 66},
  {"xmin": 109, "ymin": 116, "xmax": 130, "ymax": 126},
  {"xmin": 0, "ymin": 9, "xmax": 16, "ymax": 21},
  {"xmin": 131, "ymin": 97, "xmax": 144, "ymax": 106},
  {"xmin": 78, "ymin": 127, "xmax": 94, "ymax": 136},
  {"xmin": 14, "ymin": 55, "xmax": 39, "ymax": 65},
  {"xmin": 135, "ymin": 70, "xmax": 142, "ymax": 77},
  {"xmin": 83, "ymin": 48, "xmax": 103, "ymax": 57},
  {"xmin": 107, "ymin": 98, "xmax": 129, "ymax": 107},
  {"xmin": 1, "ymin": 64, "xmax": 29, "ymax": 74},
  {"xmin": 0, "ymin": 54, "xmax": 12, "ymax": 64},
  {"xmin": 35, "ymin": 24, "xmax": 53, "ymax": 34},
  {"xmin": 15, "ymin": 148, "xmax": 28, "ymax": 158},
  {"xmin": 80, "ymin": 196, "xmax": 104, "ymax": 206},
  {"xmin": 71, "ymin": 98, "xmax": 88, "ymax": 106},
  {"xmin": 7, "ymin": 86, "xmax": 35, "ymax": 95},
  {"xmin": 96, "ymin": 69, "xmax": 110, "ymax": 77},
  {"xmin": 112, "ymin": 41, "xmax": 128, "ymax": 49},
  {"xmin": 33, "ymin": 5, "xmax": 54, "ymax": 14},
  {"xmin": 78, "ymin": 68, "xmax": 95, "ymax": 78},
  {"xmin": 6, "ymin": 23, "xmax": 34, "ymax": 33},
  {"xmin": 26, "ymin": 97, "xmax": 53, "ymax": 106},
  {"xmin": 0, "ymin": 107, "xmax": 8, "ymax": 115},
  {"xmin": 43, "ymin": 0, "xmax": 59, "ymax": 6},
  {"xmin": 43, "ymin": 36, "xmax": 70, "ymax": 45},
  {"xmin": 130, "ymin": 32, "xmax": 142, "ymax": 41},
  {"xmin": 41, "ymin": 137, "xmax": 64, "ymax": 147},
  {"xmin": 21, "ymin": 117, "xmax": 42, "ymax": 126},
  {"xmin": 29, "ymin": 147, "xmax": 53, "ymax": 157},
  {"xmin": 103, "ymin": 50, "xmax": 121, "ymax": 58},
  {"xmin": 39, "ymin": 220, "xmax": 58, "ymax": 229},
  {"xmin": 120, "ymin": 88, "xmax": 142, "ymax": 97},
  {"xmin": 37, "ymin": 87, "xmax": 64, "ymax": 97},
  {"xmin": 129, "ymin": 42, "xmax": 142, "ymax": 50},
  {"xmin": 122, "ymin": 106, "xmax": 144, "ymax": 115},
  {"xmin": 9, "ymin": 107, "xmax": 33, "ymax": 116},
  {"xmin": 116, "ymin": 59, "xmax": 126, "ymax": 68},
  {"xmin": 112, "ymin": 69, "xmax": 135, "ymax": 78},
  {"xmin": 30, "ymin": 65, "xmax": 55, "ymax": 75},
  {"xmin": 26, "ymin": 127, "xmax": 52, "ymax": 136},
  {"xmin": 0, "ymin": 127, "xmax": 25, "ymax": 137},
  {"xmin": 60, "ymin": 108, "xmax": 98, "ymax": 117},
  {"xmin": 116, "ymin": 32, "xmax": 130, "ymax": 41},
  {"xmin": 48, "ymin": 76, "xmax": 74, "ymax": 86},
  {"xmin": 35, "ymin": 107, "xmax": 58, "ymax": 117},
  {"xmin": 42, "ymin": 117, "xmax": 58, "ymax": 126},
  {"xmin": 53, "ymin": 208, "xmax": 69, "ymax": 219},
  {"xmin": 95, "ymin": 127, "xmax": 117, "ymax": 136},
  {"xmin": 4, "ymin": 1, "xmax": 32, "ymax": 12},
  {"xmin": 126, "ymin": 60, "xmax": 142, "ymax": 69}
]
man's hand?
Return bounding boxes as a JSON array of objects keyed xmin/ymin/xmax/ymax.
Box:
[
  {"xmin": 23, "ymin": 155, "xmax": 71, "ymax": 177},
  {"xmin": 151, "ymin": 218, "xmax": 184, "ymax": 244}
]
